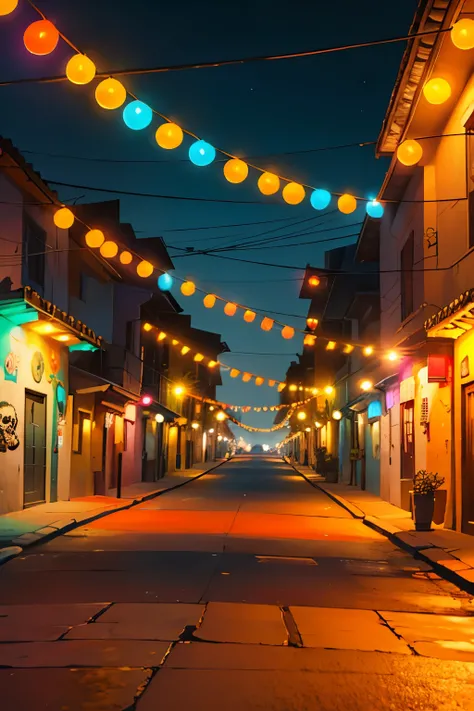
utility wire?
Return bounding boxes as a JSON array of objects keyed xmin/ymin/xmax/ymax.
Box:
[{"xmin": 0, "ymin": 27, "xmax": 453, "ymax": 87}]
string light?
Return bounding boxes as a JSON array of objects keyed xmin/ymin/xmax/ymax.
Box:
[
  {"xmin": 54, "ymin": 207, "xmax": 75, "ymax": 229},
  {"xmin": 306, "ymin": 317, "xmax": 318, "ymax": 331},
  {"xmin": 310, "ymin": 189, "xmax": 331, "ymax": 211},
  {"xmin": 304, "ymin": 334, "xmax": 316, "ymax": 346},
  {"xmin": 243, "ymin": 310, "xmax": 256, "ymax": 323},
  {"xmin": 157, "ymin": 331, "xmax": 167, "ymax": 341},
  {"xmin": 155, "ymin": 122, "xmax": 184, "ymax": 149},
  {"xmin": 343, "ymin": 344, "xmax": 354, "ymax": 354},
  {"xmin": 282, "ymin": 182, "xmax": 305, "ymax": 205},
  {"xmin": 100, "ymin": 240, "xmax": 119, "ymax": 258},
  {"xmin": 261, "ymin": 317, "xmax": 274, "ymax": 332},
  {"xmin": 423, "ymin": 77, "xmax": 451, "ymax": 105},
  {"xmin": 95, "ymin": 78, "xmax": 127, "ymax": 110},
  {"xmin": 315, "ymin": 421, "xmax": 323, "ymax": 428},
  {"xmin": 158, "ymin": 272, "xmax": 173, "ymax": 291},
  {"xmin": 224, "ymin": 302, "xmax": 237, "ymax": 316},
  {"xmin": 216, "ymin": 411, "xmax": 227, "ymax": 421},
  {"xmin": 223, "ymin": 158, "xmax": 249, "ymax": 184},
  {"xmin": 324, "ymin": 386, "xmax": 334, "ymax": 395},
  {"xmin": 136, "ymin": 260, "xmax": 154, "ymax": 278},
  {"xmin": 397, "ymin": 139, "xmax": 423, "ymax": 166},
  {"xmin": 337, "ymin": 194, "xmax": 357, "ymax": 214},
  {"xmin": 85, "ymin": 229, "xmax": 105, "ymax": 248},
  {"xmin": 230, "ymin": 369, "xmax": 240, "ymax": 378},
  {"xmin": 451, "ymin": 18, "xmax": 474, "ymax": 50},
  {"xmin": 123, "ymin": 100, "xmax": 153, "ymax": 130},
  {"xmin": 189, "ymin": 140, "xmax": 216, "ymax": 166},
  {"xmin": 143, "ymin": 323, "xmax": 153, "ymax": 332},
  {"xmin": 366, "ymin": 200, "xmax": 384, "ymax": 218},
  {"xmin": 194, "ymin": 353, "xmax": 204, "ymax": 362},
  {"xmin": 242, "ymin": 373, "xmax": 252, "ymax": 382},
  {"xmin": 208, "ymin": 360, "xmax": 218, "ymax": 368},
  {"xmin": 203, "ymin": 294, "xmax": 216, "ymax": 308},
  {"xmin": 66, "ymin": 54, "xmax": 97, "ymax": 85},
  {"xmin": 363, "ymin": 345, "xmax": 374, "ymax": 356},
  {"xmin": 24, "ymin": 20, "xmax": 59, "ymax": 56},
  {"xmin": 386, "ymin": 350, "xmax": 399, "ymax": 362},
  {"xmin": 191, "ymin": 421, "xmax": 200, "ymax": 429},
  {"xmin": 326, "ymin": 341, "xmax": 336, "ymax": 350},
  {"xmin": 255, "ymin": 377, "xmax": 265, "ymax": 386},
  {"xmin": 120, "ymin": 250, "xmax": 133, "ymax": 265},
  {"xmin": 258, "ymin": 172, "xmax": 280, "ymax": 196},
  {"xmin": 297, "ymin": 411, "xmax": 307, "ymax": 421},
  {"xmin": 281, "ymin": 326, "xmax": 295, "ymax": 339},
  {"xmin": 289, "ymin": 385, "xmax": 298, "ymax": 392},
  {"xmin": 360, "ymin": 379, "xmax": 373, "ymax": 392},
  {"xmin": 181, "ymin": 346, "xmax": 190, "ymax": 355},
  {"xmin": 180, "ymin": 280, "xmax": 196, "ymax": 296},
  {"xmin": 0, "ymin": 0, "xmax": 18, "ymax": 16}
]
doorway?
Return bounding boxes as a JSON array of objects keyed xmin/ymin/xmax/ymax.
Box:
[
  {"xmin": 24, "ymin": 391, "xmax": 47, "ymax": 507},
  {"xmin": 401, "ymin": 400, "xmax": 415, "ymax": 479},
  {"xmin": 462, "ymin": 384, "xmax": 474, "ymax": 534}
]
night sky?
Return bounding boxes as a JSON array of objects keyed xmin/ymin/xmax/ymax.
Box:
[{"xmin": 0, "ymin": 0, "xmax": 417, "ymax": 443}]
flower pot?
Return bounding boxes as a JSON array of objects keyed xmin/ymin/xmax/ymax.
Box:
[{"xmin": 413, "ymin": 492, "xmax": 435, "ymax": 531}]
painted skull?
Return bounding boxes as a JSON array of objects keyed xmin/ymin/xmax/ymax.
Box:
[{"xmin": 0, "ymin": 402, "xmax": 20, "ymax": 452}]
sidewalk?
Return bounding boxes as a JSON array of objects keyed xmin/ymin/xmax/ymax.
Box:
[
  {"xmin": 0, "ymin": 461, "xmax": 225, "ymax": 562},
  {"xmin": 288, "ymin": 460, "xmax": 474, "ymax": 595}
]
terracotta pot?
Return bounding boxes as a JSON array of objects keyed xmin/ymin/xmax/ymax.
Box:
[{"xmin": 413, "ymin": 492, "xmax": 435, "ymax": 531}]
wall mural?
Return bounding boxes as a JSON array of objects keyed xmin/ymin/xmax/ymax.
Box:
[
  {"xmin": 4, "ymin": 351, "xmax": 20, "ymax": 383},
  {"xmin": 0, "ymin": 402, "xmax": 20, "ymax": 453},
  {"xmin": 31, "ymin": 351, "xmax": 45, "ymax": 383}
]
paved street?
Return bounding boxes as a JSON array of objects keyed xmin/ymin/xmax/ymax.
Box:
[{"xmin": 1, "ymin": 455, "xmax": 474, "ymax": 710}]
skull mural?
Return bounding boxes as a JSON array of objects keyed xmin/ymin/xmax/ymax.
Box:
[{"xmin": 0, "ymin": 402, "xmax": 20, "ymax": 453}]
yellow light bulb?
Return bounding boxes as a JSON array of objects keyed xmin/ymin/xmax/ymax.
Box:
[
  {"xmin": 119, "ymin": 251, "xmax": 133, "ymax": 265},
  {"xmin": 95, "ymin": 78, "xmax": 127, "ymax": 110},
  {"xmin": 337, "ymin": 194, "xmax": 357, "ymax": 214},
  {"xmin": 282, "ymin": 182, "xmax": 305, "ymax": 205},
  {"xmin": 0, "ymin": 0, "xmax": 19, "ymax": 16},
  {"xmin": 363, "ymin": 346, "xmax": 374, "ymax": 356},
  {"xmin": 203, "ymin": 294, "xmax": 216, "ymax": 308},
  {"xmin": 181, "ymin": 281, "xmax": 196, "ymax": 296},
  {"xmin": 66, "ymin": 54, "xmax": 96, "ymax": 85},
  {"xmin": 224, "ymin": 302, "xmax": 237, "ymax": 316},
  {"xmin": 258, "ymin": 172, "xmax": 280, "ymax": 196},
  {"xmin": 324, "ymin": 386, "xmax": 334, "ymax": 395},
  {"xmin": 396, "ymin": 140, "xmax": 423, "ymax": 166},
  {"xmin": 136, "ymin": 260, "xmax": 154, "ymax": 278},
  {"xmin": 423, "ymin": 77, "xmax": 451, "ymax": 105},
  {"xmin": 297, "ymin": 411, "xmax": 307, "ymax": 421},
  {"xmin": 451, "ymin": 18, "xmax": 474, "ymax": 50},
  {"xmin": 85, "ymin": 229, "xmax": 105, "ymax": 249},
  {"xmin": 53, "ymin": 207, "xmax": 74, "ymax": 229},
  {"xmin": 360, "ymin": 380, "xmax": 373, "ymax": 392},
  {"xmin": 223, "ymin": 158, "xmax": 249, "ymax": 184},
  {"xmin": 100, "ymin": 240, "xmax": 119, "ymax": 259},
  {"xmin": 155, "ymin": 122, "xmax": 184, "ymax": 149},
  {"xmin": 143, "ymin": 323, "xmax": 153, "ymax": 332},
  {"xmin": 281, "ymin": 326, "xmax": 295, "ymax": 340}
]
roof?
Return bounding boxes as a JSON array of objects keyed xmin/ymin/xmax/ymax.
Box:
[{"xmin": 376, "ymin": 0, "xmax": 461, "ymax": 156}]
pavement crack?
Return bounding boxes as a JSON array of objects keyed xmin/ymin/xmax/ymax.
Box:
[{"xmin": 375, "ymin": 611, "xmax": 419, "ymax": 656}]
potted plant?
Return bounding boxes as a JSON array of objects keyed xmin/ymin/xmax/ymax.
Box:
[{"xmin": 412, "ymin": 470, "xmax": 445, "ymax": 531}]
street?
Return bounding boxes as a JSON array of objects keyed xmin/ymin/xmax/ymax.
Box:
[{"xmin": 1, "ymin": 455, "xmax": 474, "ymax": 710}]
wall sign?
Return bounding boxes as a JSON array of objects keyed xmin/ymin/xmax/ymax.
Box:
[{"xmin": 461, "ymin": 355, "xmax": 470, "ymax": 378}]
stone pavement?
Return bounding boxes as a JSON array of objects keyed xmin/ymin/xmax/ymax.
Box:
[
  {"xmin": 289, "ymin": 461, "xmax": 474, "ymax": 596},
  {"xmin": 2, "ymin": 601, "xmax": 474, "ymax": 709},
  {"xmin": 0, "ymin": 462, "xmax": 224, "ymax": 556}
]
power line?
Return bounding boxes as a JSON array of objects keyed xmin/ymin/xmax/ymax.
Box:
[{"xmin": 0, "ymin": 27, "xmax": 452, "ymax": 88}]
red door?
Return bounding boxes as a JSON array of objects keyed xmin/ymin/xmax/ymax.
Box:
[{"xmin": 401, "ymin": 400, "xmax": 415, "ymax": 479}]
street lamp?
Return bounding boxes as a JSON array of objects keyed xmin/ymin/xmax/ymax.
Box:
[
  {"xmin": 324, "ymin": 385, "xmax": 334, "ymax": 395},
  {"xmin": 216, "ymin": 411, "xmax": 226, "ymax": 421},
  {"xmin": 174, "ymin": 385, "xmax": 186, "ymax": 396},
  {"xmin": 360, "ymin": 380, "xmax": 373, "ymax": 392},
  {"xmin": 332, "ymin": 410, "xmax": 342, "ymax": 421},
  {"xmin": 155, "ymin": 413, "xmax": 164, "ymax": 423},
  {"xmin": 191, "ymin": 422, "xmax": 199, "ymax": 430}
]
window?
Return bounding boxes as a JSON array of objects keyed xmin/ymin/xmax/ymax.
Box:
[
  {"xmin": 73, "ymin": 411, "xmax": 90, "ymax": 454},
  {"xmin": 400, "ymin": 232, "xmax": 414, "ymax": 320},
  {"xmin": 23, "ymin": 214, "xmax": 46, "ymax": 289}
]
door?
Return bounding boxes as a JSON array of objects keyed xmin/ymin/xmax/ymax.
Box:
[
  {"xmin": 462, "ymin": 384, "xmax": 474, "ymax": 534},
  {"xmin": 24, "ymin": 391, "xmax": 47, "ymax": 507},
  {"xmin": 401, "ymin": 400, "xmax": 415, "ymax": 479}
]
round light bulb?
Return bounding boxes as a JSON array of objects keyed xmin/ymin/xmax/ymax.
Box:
[
  {"xmin": 66, "ymin": 54, "xmax": 96, "ymax": 85},
  {"xmin": 451, "ymin": 18, "xmax": 474, "ymax": 51},
  {"xmin": 423, "ymin": 77, "xmax": 451, "ymax": 105},
  {"xmin": 85, "ymin": 229, "xmax": 105, "ymax": 249},
  {"xmin": 282, "ymin": 182, "xmax": 305, "ymax": 205},
  {"xmin": 54, "ymin": 207, "xmax": 74, "ymax": 229},
  {"xmin": 95, "ymin": 78, "xmax": 127, "ymax": 110},
  {"xmin": 258, "ymin": 172, "xmax": 280, "ymax": 196},
  {"xmin": 155, "ymin": 122, "xmax": 184, "ymax": 149},
  {"xmin": 396, "ymin": 140, "xmax": 423, "ymax": 167},
  {"xmin": 338, "ymin": 194, "xmax": 357, "ymax": 214}
]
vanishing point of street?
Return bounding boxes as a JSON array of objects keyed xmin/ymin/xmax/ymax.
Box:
[{"xmin": 1, "ymin": 455, "xmax": 474, "ymax": 710}]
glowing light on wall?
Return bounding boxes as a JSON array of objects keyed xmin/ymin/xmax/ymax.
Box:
[
  {"xmin": 396, "ymin": 139, "xmax": 423, "ymax": 166},
  {"xmin": 282, "ymin": 182, "xmax": 305, "ymax": 205},
  {"xmin": 181, "ymin": 281, "xmax": 196, "ymax": 296},
  {"xmin": 136, "ymin": 260, "xmax": 154, "ymax": 278},
  {"xmin": 174, "ymin": 385, "xmax": 185, "ymax": 396},
  {"xmin": 24, "ymin": 20, "xmax": 59, "ymax": 55},
  {"xmin": 258, "ymin": 172, "xmax": 280, "ymax": 195},
  {"xmin": 85, "ymin": 229, "xmax": 105, "ymax": 248},
  {"xmin": 366, "ymin": 200, "xmax": 384, "ymax": 218},
  {"xmin": 155, "ymin": 122, "xmax": 184, "ymax": 149},
  {"xmin": 224, "ymin": 302, "xmax": 237, "ymax": 316},
  {"xmin": 119, "ymin": 251, "xmax": 133, "ymax": 264},
  {"xmin": 223, "ymin": 158, "xmax": 248, "ymax": 184},
  {"xmin": 100, "ymin": 241, "xmax": 119, "ymax": 258},
  {"xmin": 189, "ymin": 140, "xmax": 216, "ymax": 166},
  {"xmin": 423, "ymin": 77, "xmax": 451, "ymax": 105},
  {"xmin": 53, "ymin": 207, "xmax": 75, "ymax": 229},
  {"xmin": 451, "ymin": 18, "xmax": 474, "ymax": 50},
  {"xmin": 308, "ymin": 276, "xmax": 320, "ymax": 287},
  {"xmin": 203, "ymin": 294, "xmax": 216, "ymax": 308},
  {"xmin": 363, "ymin": 346, "xmax": 374, "ymax": 356},
  {"xmin": 158, "ymin": 273, "xmax": 173, "ymax": 291},
  {"xmin": 337, "ymin": 194, "xmax": 357, "ymax": 214},
  {"xmin": 208, "ymin": 360, "xmax": 218, "ymax": 368},
  {"xmin": 310, "ymin": 189, "xmax": 331, "ymax": 211},
  {"xmin": 66, "ymin": 54, "xmax": 97, "ymax": 85},
  {"xmin": 123, "ymin": 100, "xmax": 153, "ymax": 130},
  {"xmin": 368, "ymin": 400, "xmax": 382, "ymax": 418},
  {"xmin": 95, "ymin": 78, "xmax": 127, "ymax": 110}
]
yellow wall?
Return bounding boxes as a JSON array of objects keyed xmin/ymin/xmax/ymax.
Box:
[{"xmin": 454, "ymin": 329, "xmax": 474, "ymax": 530}]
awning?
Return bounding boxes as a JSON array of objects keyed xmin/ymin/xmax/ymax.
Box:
[
  {"xmin": 142, "ymin": 401, "xmax": 182, "ymax": 423},
  {"xmin": 70, "ymin": 367, "xmax": 139, "ymax": 415},
  {"xmin": 424, "ymin": 288, "xmax": 474, "ymax": 340}
]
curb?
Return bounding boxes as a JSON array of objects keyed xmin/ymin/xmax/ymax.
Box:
[
  {"xmin": 283, "ymin": 458, "xmax": 364, "ymax": 519},
  {"xmin": 284, "ymin": 458, "xmax": 474, "ymax": 596},
  {"xmin": 0, "ymin": 458, "xmax": 229, "ymax": 567}
]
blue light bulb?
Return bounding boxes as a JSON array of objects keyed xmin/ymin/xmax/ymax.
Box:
[
  {"xmin": 158, "ymin": 272, "xmax": 173, "ymax": 291},
  {"xmin": 123, "ymin": 100, "xmax": 153, "ymax": 131},
  {"xmin": 189, "ymin": 140, "xmax": 216, "ymax": 167},
  {"xmin": 310, "ymin": 189, "xmax": 331, "ymax": 211},
  {"xmin": 366, "ymin": 200, "xmax": 384, "ymax": 218}
]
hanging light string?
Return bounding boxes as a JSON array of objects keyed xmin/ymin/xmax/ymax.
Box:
[
  {"xmin": 185, "ymin": 390, "xmax": 316, "ymax": 413},
  {"xmin": 225, "ymin": 414, "xmax": 291, "ymax": 433},
  {"xmin": 3, "ymin": 0, "xmax": 387, "ymax": 216}
]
